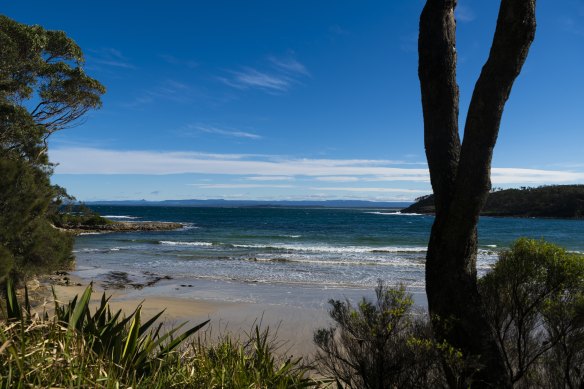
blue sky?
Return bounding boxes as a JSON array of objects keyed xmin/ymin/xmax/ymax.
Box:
[{"xmin": 4, "ymin": 1, "xmax": 584, "ymax": 201}]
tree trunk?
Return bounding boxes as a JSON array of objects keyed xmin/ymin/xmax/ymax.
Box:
[{"xmin": 418, "ymin": 0, "xmax": 536, "ymax": 387}]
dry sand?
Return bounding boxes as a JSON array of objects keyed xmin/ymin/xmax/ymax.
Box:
[{"xmin": 37, "ymin": 274, "xmax": 330, "ymax": 358}]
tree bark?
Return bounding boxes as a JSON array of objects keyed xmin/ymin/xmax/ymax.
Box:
[{"xmin": 418, "ymin": 0, "xmax": 536, "ymax": 387}]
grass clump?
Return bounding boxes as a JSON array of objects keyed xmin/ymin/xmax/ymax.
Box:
[{"xmin": 0, "ymin": 278, "xmax": 319, "ymax": 388}]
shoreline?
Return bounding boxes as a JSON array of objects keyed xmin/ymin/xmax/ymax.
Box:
[
  {"xmin": 36, "ymin": 272, "xmax": 335, "ymax": 357},
  {"xmin": 37, "ymin": 270, "xmax": 428, "ymax": 358}
]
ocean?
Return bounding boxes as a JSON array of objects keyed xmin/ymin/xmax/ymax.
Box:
[{"xmin": 73, "ymin": 205, "xmax": 584, "ymax": 308}]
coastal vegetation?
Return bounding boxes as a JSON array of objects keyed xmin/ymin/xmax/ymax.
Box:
[
  {"xmin": 52, "ymin": 204, "xmax": 183, "ymax": 233},
  {"xmin": 0, "ymin": 280, "xmax": 317, "ymax": 388},
  {"xmin": 313, "ymin": 239, "xmax": 584, "ymax": 388},
  {"xmin": 0, "ymin": 15, "xmax": 105, "ymax": 280},
  {"xmin": 2, "ymin": 239, "xmax": 581, "ymax": 387},
  {"xmin": 403, "ymin": 185, "xmax": 584, "ymax": 218}
]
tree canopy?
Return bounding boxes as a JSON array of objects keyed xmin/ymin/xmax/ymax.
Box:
[{"xmin": 0, "ymin": 15, "xmax": 105, "ymax": 280}]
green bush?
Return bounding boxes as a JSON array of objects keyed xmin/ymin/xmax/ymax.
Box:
[
  {"xmin": 313, "ymin": 281, "xmax": 466, "ymax": 388},
  {"xmin": 0, "ymin": 157, "xmax": 74, "ymax": 280},
  {"xmin": 479, "ymin": 238, "xmax": 584, "ymax": 388}
]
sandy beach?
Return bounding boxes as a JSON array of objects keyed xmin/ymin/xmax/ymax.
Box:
[{"xmin": 37, "ymin": 273, "xmax": 333, "ymax": 358}]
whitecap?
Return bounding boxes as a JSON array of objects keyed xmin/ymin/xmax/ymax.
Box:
[
  {"xmin": 366, "ymin": 211, "xmax": 423, "ymax": 216},
  {"xmin": 232, "ymin": 243, "xmax": 428, "ymax": 254},
  {"xmin": 103, "ymin": 215, "xmax": 141, "ymax": 220},
  {"xmin": 159, "ymin": 240, "xmax": 213, "ymax": 247}
]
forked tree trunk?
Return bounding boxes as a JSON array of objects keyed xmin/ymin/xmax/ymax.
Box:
[{"xmin": 418, "ymin": 0, "xmax": 536, "ymax": 387}]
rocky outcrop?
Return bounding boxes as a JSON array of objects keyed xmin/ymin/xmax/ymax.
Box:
[{"xmin": 63, "ymin": 221, "xmax": 183, "ymax": 234}]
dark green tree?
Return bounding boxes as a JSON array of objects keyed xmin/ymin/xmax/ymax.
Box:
[{"xmin": 0, "ymin": 15, "xmax": 105, "ymax": 280}]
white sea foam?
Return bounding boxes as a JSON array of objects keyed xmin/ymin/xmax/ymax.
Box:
[
  {"xmin": 366, "ymin": 211, "xmax": 423, "ymax": 216},
  {"xmin": 159, "ymin": 240, "xmax": 213, "ymax": 247},
  {"xmin": 103, "ymin": 215, "xmax": 141, "ymax": 219},
  {"xmin": 78, "ymin": 232, "xmax": 105, "ymax": 236},
  {"xmin": 179, "ymin": 223, "xmax": 200, "ymax": 230},
  {"xmin": 251, "ymin": 255, "xmax": 427, "ymax": 268},
  {"xmin": 232, "ymin": 243, "xmax": 428, "ymax": 254}
]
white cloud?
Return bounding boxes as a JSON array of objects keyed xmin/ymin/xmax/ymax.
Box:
[
  {"xmin": 220, "ymin": 54, "xmax": 309, "ymax": 93},
  {"xmin": 455, "ymin": 5, "xmax": 476, "ymax": 23},
  {"xmin": 50, "ymin": 147, "xmax": 430, "ymax": 179},
  {"xmin": 50, "ymin": 148, "xmax": 584, "ymax": 188},
  {"xmin": 491, "ymin": 168, "xmax": 584, "ymax": 184},
  {"xmin": 159, "ymin": 54, "xmax": 198, "ymax": 68},
  {"xmin": 245, "ymin": 176, "xmax": 294, "ymax": 181},
  {"xmin": 222, "ymin": 68, "xmax": 291, "ymax": 92},
  {"xmin": 123, "ymin": 79, "xmax": 197, "ymax": 107},
  {"xmin": 189, "ymin": 184, "xmax": 294, "ymax": 189},
  {"xmin": 87, "ymin": 48, "xmax": 135, "ymax": 69},
  {"xmin": 315, "ymin": 176, "xmax": 360, "ymax": 182},
  {"xmin": 312, "ymin": 187, "xmax": 428, "ymax": 193},
  {"xmin": 268, "ymin": 55, "xmax": 310, "ymax": 76},
  {"xmin": 192, "ymin": 125, "xmax": 262, "ymax": 140}
]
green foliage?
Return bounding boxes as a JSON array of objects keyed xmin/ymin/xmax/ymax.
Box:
[
  {"xmin": 184, "ymin": 327, "xmax": 318, "ymax": 388},
  {"xmin": 52, "ymin": 203, "xmax": 113, "ymax": 228},
  {"xmin": 314, "ymin": 281, "xmax": 465, "ymax": 388},
  {"xmin": 0, "ymin": 157, "xmax": 74, "ymax": 279},
  {"xmin": 404, "ymin": 185, "xmax": 584, "ymax": 218},
  {"xmin": 0, "ymin": 15, "xmax": 104, "ymax": 278},
  {"xmin": 0, "ymin": 280, "xmax": 318, "ymax": 388},
  {"xmin": 480, "ymin": 238, "xmax": 584, "ymax": 387}
]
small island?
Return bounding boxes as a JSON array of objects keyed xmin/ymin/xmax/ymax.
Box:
[{"xmin": 402, "ymin": 184, "xmax": 584, "ymax": 218}]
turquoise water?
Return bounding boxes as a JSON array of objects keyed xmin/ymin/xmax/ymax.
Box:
[{"xmin": 74, "ymin": 206, "xmax": 584, "ymax": 296}]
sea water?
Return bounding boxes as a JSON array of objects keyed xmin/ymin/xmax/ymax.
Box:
[{"xmin": 72, "ymin": 206, "xmax": 584, "ymax": 308}]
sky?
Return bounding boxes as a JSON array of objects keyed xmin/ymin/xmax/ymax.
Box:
[{"xmin": 4, "ymin": 1, "xmax": 584, "ymax": 202}]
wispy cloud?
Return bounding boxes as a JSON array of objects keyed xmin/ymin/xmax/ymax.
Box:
[
  {"xmin": 221, "ymin": 68, "xmax": 291, "ymax": 92},
  {"xmin": 455, "ymin": 5, "xmax": 476, "ymax": 23},
  {"xmin": 558, "ymin": 16, "xmax": 584, "ymax": 37},
  {"xmin": 87, "ymin": 48, "xmax": 135, "ymax": 69},
  {"xmin": 315, "ymin": 176, "xmax": 360, "ymax": 182},
  {"xmin": 268, "ymin": 55, "xmax": 310, "ymax": 76},
  {"xmin": 329, "ymin": 24, "xmax": 349, "ymax": 36},
  {"xmin": 245, "ymin": 176, "xmax": 294, "ymax": 181},
  {"xmin": 312, "ymin": 187, "xmax": 428, "ymax": 193},
  {"xmin": 123, "ymin": 79, "xmax": 196, "ymax": 108},
  {"xmin": 189, "ymin": 183, "xmax": 294, "ymax": 189},
  {"xmin": 399, "ymin": 33, "xmax": 418, "ymax": 53},
  {"xmin": 159, "ymin": 54, "xmax": 199, "ymax": 68},
  {"xmin": 220, "ymin": 54, "xmax": 309, "ymax": 94},
  {"xmin": 50, "ymin": 148, "xmax": 430, "ymax": 178},
  {"xmin": 491, "ymin": 168, "xmax": 584, "ymax": 184},
  {"xmin": 185, "ymin": 124, "xmax": 262, "ymax": 140},
  {"xmin": 50, "ymin": 148, "xmax": 584, "ymax": 188}
]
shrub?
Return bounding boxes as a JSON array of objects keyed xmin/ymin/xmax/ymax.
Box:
[
  {"xmin": 313, "ymin": 281, "xmax": 464, "ymax": 388},
  {"xmin": 479, "ymin": 238, "xmax": 584, "ymax": 388}
]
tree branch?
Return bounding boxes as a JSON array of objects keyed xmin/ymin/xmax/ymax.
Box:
[
  {"xmin": 452, "ymin": 0, "xmax": 536, "ymax": 221},
  {"xmin": 418, "ymin": 0, "xmax": 461, "ymax": 216}
]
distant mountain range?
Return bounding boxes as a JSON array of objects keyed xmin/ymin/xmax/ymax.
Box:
[{"xmin": 85, "ymin": 199, "xmax": 412, "ymax": 209}]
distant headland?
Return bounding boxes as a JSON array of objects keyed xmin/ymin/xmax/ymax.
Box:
[{"xmin": 402, "ymin": 185, "xmax": 584, "ymax": 218}]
